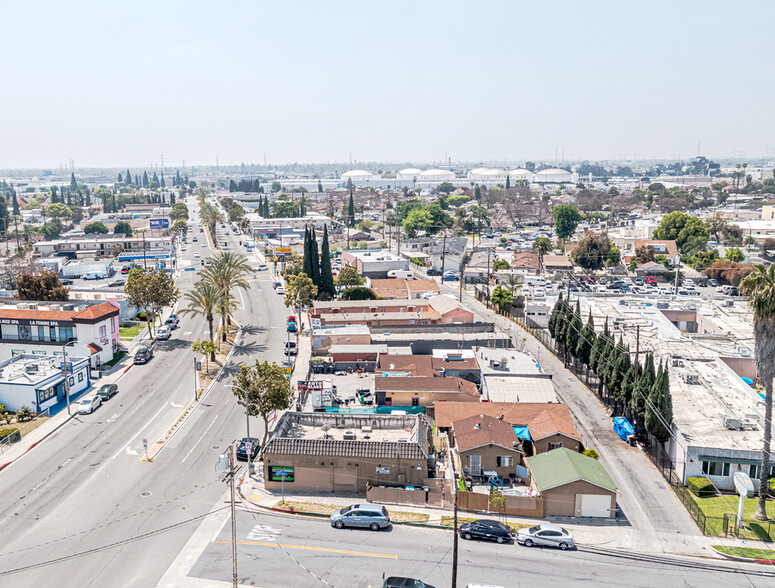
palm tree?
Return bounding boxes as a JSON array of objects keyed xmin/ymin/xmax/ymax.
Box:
[
  {"xmin": 740, "ymin": 264, "xmax": 775, "ymax": 520},
  {"xmin": 506, "ymin": 273, "xmax": 523, "ymax": 295},
  {"xmin": 199, "ymin": 202, "xmax": 224, "ymax": 245},
  {"xmin": 533, "ymin": 237, "xmax": 552, "ymax": 271},
  {"xmin": 178, "ymin": 280, "xmax": 229, "ymax": 361},
  {"xmin": 202, "ymin": 252, "xmax": 251, "ymax": 337}
]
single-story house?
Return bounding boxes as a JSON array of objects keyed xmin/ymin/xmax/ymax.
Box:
[
  {"xmin": 542, "ymin": 255, "xmax": 573, "ymax": 271},
  {"xmin": 453, "ymin": 413, "xmax": 523, "ymax": 480},
  {"xmin": 526, "ymin": 448, "xmax": 617, "ymax": 518}
]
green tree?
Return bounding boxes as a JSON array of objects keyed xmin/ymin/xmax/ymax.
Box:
[
  {"xmin": 15, "ymin": 271, "xmax": 69, "ymax": 301},
  {"xmin": 589, "ymin": 318, "xmax": 609, "ymax": 374},
  {"xmin": 551, "ymin": 204, "xmax": 581, "ymax": 241},
  {"xmin": 652, "ymin": 211, "xmax": 709, "ymax": 252},
  {"xmin": 125, "ymin": 268, "xmax": 179, "ymax": 340},
  {"xmin": 725, "ymin": 247, "xmax": 745, "ymax": 262},
  {"xmin": 532, "ymin": 236, "xmax": 552, "ymax": 269},
  {"xmin": 318, "ymin": 180, "xmax": 323, "ymax": 193},
  {"xmin": 318, "ymin": 225, "xmax": 336, "ymax": 299},
  {"xmin": 271, "ymin": 181, "xmax": 282, "ymax": 193},
  {"xmin": 435, "ymin": 182, "xmax": 456, "ymax": 195},
  {"xmin": 571, "ymin": 232, "xmax": 614, "ymax": 271},
  {"xmin": 739, "ymin": 264, "xmax": 775, "ymax": 519},
  {"xmin": 632, "ymin": 353, "xmax": 656, "ymax": 426},
  {"xmin": 42, "ymin": 218, "xmax": 63, "ymax": 240},
  {"xmin": 172, "ymin": 219, "xmax": 188, "ymax": 233},
  {"xmin": 284, "ymin": 272, "xmax": 317, "ymax": 325},
  {"xmin": 178, "ymin": 280, "xmax": 229, "ymax": 359},
  {"xmin": 347, "ymin": 192, "xmax": 356, "ymax": 228},
  {"xmin": 565, "ymin": 300, "xmax": 583, "ymax": 361},
  {"xmin": 169, "ymin": 202, "xmax": 190, "ymax": 222},
  {"xmin": 233, "ymin": 360, "xmax": 293, "ymax": 451},
  {"xmin": 490, "ymin": 285, "xmax": 513, "ymax": 307},
  {"xmin": 202, "ymin": 251, "xmax": 251, "ymax": 335},
  {"xmin": 192, "ymin": 339, "xmax": 216, "ymax": 377},
  {"xmin": 11, "ymin": 192, "xmax": 20, "ymax": 216},
  {"xmin": 576, "ymin": 311, "xmax": 596, "ymax": 367},
  {"xmin": 45, "ymin": 202, "xmax": 71, "ymax": 219},
  {"xmin": 548, "ymin": 292, "xmax": 563, "ymax": 338},
  {"xmin": 646, "ymin": 363, "xmax": 672, "ymax": 443},
  {"xmin": 493, "ymin": 259, "xmax": 511, "ymax": 271},
  {"xmin": 84, "ymin": 221, "xmax": 109, "ymax": 234},
  {"xmin": 341, "ymin": 286, "xmax": 377, "ymax": 300},
  {"xmin": 199, "ymin": 202, "xmax": 224, "ymax": 241},
  {"xmin": 309, "ymin": 227, "xmax": 321, "ymax": 289},
  {"xmin": 335, "ymin": 266, "xmax": 365, "ymax": 290},
  {"xmin": 227, "ymin": 204, "xmax": 245, "ymax": 223},
  {"xmin": 113, "ymin": 221, "xmax": 133, "ymax": 236},
  {"xmin": 272, "ymin": 200, "xmax": 300, "ymax": 218}
]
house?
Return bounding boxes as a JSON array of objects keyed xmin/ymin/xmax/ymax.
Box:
[
  {"xmin": 0, "ymin": 301, "xmax": 120, "ymax": 368},
  {"xmin": 526, "ymin": 448, "xmax": 617, "ymax": 518},
  {"xmin": 541, "ymin": 255, "xmax": 573, "ymax": 271},
  {"xmin": 432, "ymin": 401, "xmax": 582, "ymax": 455},
  {"xmin": 634, "ymin": 261, "xmax": 671, "ymax": 277},
  {"xmin": 262, "ymin": 412, "xmax": 432, "ymax": 493},
  {"xmin": 342, "ymin": 250, "xmax": 408, "ymax": 279},
  {"xmin": 428, "ymin": 295, "xmax": 475, "ymax": 323},
  {"xmin": 632, "ymin": 239, "xmax": 679, "ymax": 265},
  {"xmin": 510, "ymin": 252, "xmax": 540, "ymax": 274},
  {"xmin": 453, "ymin": 413, "xmax": 522, "ymax": 480},
  {"xmin": 312, "ymin": 295, "xmax": 473, "ymax": 328},
  {"xmin": 375, "ymin": 375, "xmax": 479, "ymax": 407},
  {"xmin": 427, "ymin": 236, "xmax": 467, "ymax": 273},
  {"xmin": 378, "ymin": 352, "xmax": 480, "ymax": 383}
]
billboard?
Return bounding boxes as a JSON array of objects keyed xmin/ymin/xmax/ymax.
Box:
[
  {"xmin": 276, "ymin": 247, "xmax": 292, "ymax": 254},
  {"xmin": 149, "ymin": 218, "xmax": 170, "ymax": 229}
]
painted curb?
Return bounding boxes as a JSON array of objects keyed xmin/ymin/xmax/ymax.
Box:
[{"xmin": 711, "ymin": 546, "xmax": 775, "ymax": 564}]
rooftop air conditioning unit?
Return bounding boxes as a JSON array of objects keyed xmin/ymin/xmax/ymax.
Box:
[
  {"xmin": 63, "ymin": 304, "xmax": 75, "ymax": 311},
  {"xmin": 343, "ymin": 430, "xmax": 357, "ymax": 441},
  {"xmin": 671, "ymin": 358, "xmax": 684, "ymax": 367},
  {"xmin": 397, "ymin": 437, "xmax": 409, "ymax": 443},
  {"xmin": 724, "ymin": 416, "xmax": 742, "ymax": 430},
  {"xmin": 684, "ymin": 372, "xmax": 700, "ymax": 385},
  {"xmin": 361, "ymin": 425, "xmax": 373, "ymax": 433},
  {"xmin": 656, "ymin": 302, "xmax": 669, "ymax": 309},
  {"xmin": 25, "ymin": 364, "xmax": 38, "ymax": 373},
  {"xmin": 724, "ymin": 300, "xmax": 734, "ymax": 307}
]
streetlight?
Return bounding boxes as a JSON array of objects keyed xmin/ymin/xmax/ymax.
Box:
[
  {"xmin": 226, "ymin": 384, "xmax": 253, "ymax": 475},
  {"xmin": 62, "ymin": 340, "xmax": 77, "ymax": 415}
]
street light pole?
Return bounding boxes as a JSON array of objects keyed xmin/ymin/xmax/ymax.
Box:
[
  {"xmin": 227, "ymin": 384, "xmax": 253, "ymax": 475},
  {"xmin": 62, "ymin": 340, "xmax": 76, "ymax": 415}
]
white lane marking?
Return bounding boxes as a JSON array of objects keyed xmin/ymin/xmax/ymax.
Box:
[
  {"xmin": 181, "ymin": 414, "xmax": 219, "ymax": 463},
  {"xmin": 183, "ymin": 330, "xmax": 192, "ymax": 336},
  {"xmin": 110, "ymin": 402, "xmax": 170, "ymax": 460},
  {"xmin": 247, "ymin": 524, "xmax": 281, "ymax": 541},
  {"xmin": 107, "ymin": 413, "xmax": 121, "ymax": 423},
  {"xmin": 238, "ymin": 289, "xmax": 245, "ymax": 310},
  {"xmin": 170, "ymin": 402, "xmax": 183, "ymax": 408},
  {"xmin": 124, "ymin": 446, "xmax": 139, "ymax": 456},
  {"xmin": 60, "ymin": 458, "xmax": 72, "ymax": 468},
  {"xmin": 224, "ymin": 398, "xmax": 229, "ymax": 405}
]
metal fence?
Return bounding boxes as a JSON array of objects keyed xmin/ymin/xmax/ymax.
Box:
[{"xmin": 0, "ymin": 408, "xmax": 50, "ymax": 453}]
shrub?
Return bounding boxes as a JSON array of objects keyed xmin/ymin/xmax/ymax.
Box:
[
  {"xmin": 688, "ymin": 476, "xmax": 716, "ymax": 497},
  {"xmin": 0, "ymin": 426, "xmax": 20, "ymax": 442},
  {"xmin": 16, "ymin": 405, "xmax": 33, "ymax": 422},
  {"xmin": 582, "ymin": 448, "xmax": 599, "ymax": 459}
]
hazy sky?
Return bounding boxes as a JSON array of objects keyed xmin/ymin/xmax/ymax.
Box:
[{"xmin": 2, "ymin": 1, "xmax": 773, "ymax": 169}]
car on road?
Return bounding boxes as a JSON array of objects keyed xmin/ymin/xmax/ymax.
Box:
[
  {"xmin": 165, "ymin": 314, "xmax": 179, "ymax": 329},
  {"xmin": 95, "ymin": 384, "xmax": 119, "ymax": 401},
  {"xmin": 330, "ymin": 504, "xmax": 390, "ymax": 531},
  {"xmin": 194, "ymin": 252, "xmax": 200, "ymax": 258},
  {"xmin": 516, "ymin": 524, "xmax": 575, "ymax": 550},
  {"xmin": 193, "ymin": 237, "xmax": 198, "ymax": 242},
  {"xmin": 236, "ymin": 437, "xmax": 260, "ymax": 461},
  {"xmin": 77, "ymin": 395, "xmax": 102, "ymax": 414},
  {"xmin": 276, "ymin": 286, "xmax": 285, "ymax": 295},
  {"xmin": 708, "ymin": 278, "xmax": 718, "ymax": 287},
  {"xmin": 287, "ymin": 321, "xmax": 297, "ymax": 333},
  {"xmin": 383, "ymin": 578, "xmax": 435, "ymax": 588},
  {"xmin": 442, "ymin": 273, "xmax": 459, "ymax": 282},
  {"xmin": 108, "ymin": 279, "xmax": 125, "ymax": 287},
  {"xmin": 284, "ymin": 341, "xmax": 297, "ymax": 355},
  {"xmin": 121, "ymin": 265, "xmax": 131, "ymax": 274},
  {"xmin": 257, "ymin": 264, "xmax": 268, "ymax": 271},
  {"xmin": 156, "ymin": 326, "xmax": 172, "ymax": 340},
  {"xmin": 459, "ymin": 519, "xmax": 513, "ymax": 543},
  {"xmin": 60, "ymin": 279, "xmax": 74, "ymax": 285},
  {"xmin": 134, "ymin": 345, "xmax": 154, "ymax": 364},
  {"xmin": 426, "ymin": 268, "xmax": 442, "ymax": 276}
]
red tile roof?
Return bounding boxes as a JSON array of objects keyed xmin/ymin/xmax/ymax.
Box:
[
  {"xmin": 73, "ymin": 302, "xmax": 120, "ymax": 322},
  {"xmin": 87, "ymin": 343, "xmax": 103, "ymax": 354},
  {"xmin": 0, "ymin": 308, "xmax": 76, "ymax": 322}
]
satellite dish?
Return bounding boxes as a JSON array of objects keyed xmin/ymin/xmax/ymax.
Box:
[{"xmin": 734, "ymin": 471, "xmax": 754, "ymax": 498}]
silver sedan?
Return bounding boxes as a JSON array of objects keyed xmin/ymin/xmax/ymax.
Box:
[{"xmin": 516, "ymin": 524, "xmax": 575, "ymax": 550}]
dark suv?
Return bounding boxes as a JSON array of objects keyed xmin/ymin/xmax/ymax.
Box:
[
  {"xmin": 459, "ymin": 519, "xmax": 513, "ymax": 543},
  {"xmin": 95, "ymin": 384, "xmax": 119, "ymax": 401},
  {"xmin": 134, "ymin": 345, "xmax": 153, "ymax": 364},
  {"xmin": 236, "ymin": 437, "xmax": 260, "ymax": 461}
]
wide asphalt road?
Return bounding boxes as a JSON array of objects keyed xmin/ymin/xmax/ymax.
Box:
[
  {"xmin": 0, "ymin": 198, "xmax": 289, "ymax": 588},
  {"xmin": 185, "ymin": 508, "xmax": 775, "ymax": 588}
]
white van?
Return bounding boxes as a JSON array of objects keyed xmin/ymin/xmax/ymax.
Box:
[{"xmin": 387, "ymin": 270, "xmax": 414, "ymax": 279}]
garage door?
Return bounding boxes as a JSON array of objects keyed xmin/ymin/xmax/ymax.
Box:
[{"xmin": 578, "ymin": 494, "xmax": 611, "ymax": 518}]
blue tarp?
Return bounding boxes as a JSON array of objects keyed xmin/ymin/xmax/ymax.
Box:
[
  {"xmin": 741, "ymin": 376, "xmax": 754, "ymax": 386},
  {"xmin": 512, "ymin": 426, "xmax": 532, "ymax": 440},
  {"xmin": 613, "ymin": 417, "xmax": 634, "ymax": 441}
]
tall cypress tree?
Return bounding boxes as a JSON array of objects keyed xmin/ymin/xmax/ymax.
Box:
[
  {"xmin": 590, "ymin": 317, "xmax": 609, "ymax": 374},
  {"xmin": 318, "ymin": 180, "xmax": 323, "ymax": 193},
  {"xmin": 125, "ymin": 169, "xmax": 132, "ymax": 185},
  {"xmin": 143, "ymin": 171, "xmax": 149, "ymax": 188},
  {"xmin": 565, "ymin": 300, "xmax": 582, "ymax": 356},
  {"xmin": 319, "ymin": 224, "xmax": 335, "ymax": 298},
  {"xmin": 576, "ymin": 310, "xmax": 595, "ymax": 366},
  {"xmin": 70, "ymin": 173, "xmax": 78, "ymax": 191},
  {"xmin": 302, "ymin": 226, "xmax": 313, "ymax": 280},
  {"xmin": 12, "ymin": 191, "xmax": 19, "ymax": 216},
  {"xmin": 506, "ymin": 175, "xmax": 511, "ymax": 190},
  {"xmin": 310, "ymin": 227, "xmax": 321, "ymax": 289},
  {"xmin": 632, "ymin": 353, "xmax": 656, "ymax": 427},
  {"xmin": 347, "ymin": 191, "xmax": 355, "ymax": 228},
  {"xmin": 548, "ymin": 292, "xmax": 563, "ymax": 338}
]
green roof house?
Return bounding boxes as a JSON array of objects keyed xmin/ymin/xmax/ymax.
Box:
[{"xmin": 527, "ymin": 448, "xmax": 618, "ymax": 519}]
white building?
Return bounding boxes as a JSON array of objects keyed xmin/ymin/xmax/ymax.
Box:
[
  {"xmin": 467, "ymin": 168, "xmax": 507, "ymax": 183},
  {"xmin": 0, "ymin": 354, "xmax": 91, "ymax": 413},
  {"xmin": 341, "ymin": 249, "xmax": 409, "ymax": 279},
  {"xmin": 415, "ymin": 169, "xmax": 456, "ymax": 186},
  {"xmin": 508, "ymin": 169, "xmax": 534, "ymax": 182},
  {"xmin": 340, "ymin": 169, "xmax": 381, "ymax": 183},
  {"xmin": 534, "ymin": 168, "xmax": 578, "ymax": 184},
  {"xmin": 396, "ymin": 168, "xmax": 423, "ymax": 182}
]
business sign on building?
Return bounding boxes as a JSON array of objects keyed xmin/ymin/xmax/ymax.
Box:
[
  {"xmin": 149, "ymin": 218, "xmax": 170, "ymax": 229},
  {"xmin": 0, "ymin": 317, "xmax": 74, "ymax": 327},
  {"xmin": 297, "ymin": 380, "xmax": 324, "ymax": 392},
  {"xmin": 275, "ymin": 247, "xmax": 292, "ymax": 254},
  {"xmin": 269, "ymin": 466, "xmax": 294, "ymax": 482}
]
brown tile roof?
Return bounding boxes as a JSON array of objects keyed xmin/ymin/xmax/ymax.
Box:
[
  {"xmin": 431, "ymin": 357, "xmax": 480, "ymax": 373},
  {"xmin": 633, "ymin": 239, "xmax": 679, "ymax": 258},
  {"xmin": 406, "ymin": 279, "xmax": 440, "ymax": 293},
  {"xmin": 452, "ymin": 413, "xmax": 519, "ymax": 452},
  {"xmin": 433, "ymin": 401, "xmax": 581, "ymax": 441},
  {"xmin": 376, "ymin": 376, "xmax": 479, "ymax": 397},
  {"xmin": 378, "ymin": 355, "xmax": 434, "ymax": 376},
  {"xmin": 511, "ymin": 252, "xmax": 540, "ymax": 270},
  {"xmin": 370, "ymin": 279, "xmax": 409, "ymax": 299},
  {"xmin": 542, "ymin": 254, "xmax": 573, "ymax": 268},
  {"xmin": 73, "ymin": 302, "xmax": 120, "ymax": 322},
  {"xmin": 87, "ymin": 343, "xmax": 103, "ymax": 354}
]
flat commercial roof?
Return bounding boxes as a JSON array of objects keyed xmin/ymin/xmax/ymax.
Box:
[{"xmin": 484, "ymin": 375, "xmax": 558, "ymax": 403}]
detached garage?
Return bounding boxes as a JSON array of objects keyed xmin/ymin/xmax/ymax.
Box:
[{"xmin": 526, "ymin": 448, "xmax": 617, "ymax": 519}]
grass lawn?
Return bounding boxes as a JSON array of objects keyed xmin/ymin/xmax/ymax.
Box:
[
  {"xmin": 103, "ymin": 351, "xmax": 128, "ymax": 368},
  {"xmin": 713, "ymin": 545, "xmax": 775, "ymax": 560},
  {"xmin": 275, "ymin": 501, "xmax": 428, "ymax": 523},
  {"xmin": 440, "ymin": 516, "xmax": 531, "ymax": 532},
  {"xmin": 119, "ymin": 326, "xmax": 141, "ymax": 338},
  {"xmin": 694, "ymin": 495, "xmax": 775, "ymax": 541}
]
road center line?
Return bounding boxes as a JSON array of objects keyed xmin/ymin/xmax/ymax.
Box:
[
  {"xmin": 181, "ymin": 414, "xmax": 219, "ymax": 463},
  {"xmin": 110, "ymin": 402, "xmax": 171, "ymax": 460},
  {"xmin": 212, "ymin": 539, "xmax": 398, "ymax": 559}
]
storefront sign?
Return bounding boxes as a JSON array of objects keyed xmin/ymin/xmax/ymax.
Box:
[
  {"xmin": 0, "ymin": 317, "xmax": 74, "ymax": 327},
  {"xmin": 269, "ymin": 466, "xmax": 294, "ymax": 482},
  {"xmin": 276, "ymin": 247, "xmax": 292, "ymax": 254},
  {"xmin": 150, "ymin": 218, "xmax": 170, "ymax": 229},
  {"xmin": 297, "ymin": 380, "xmax": 324, "ymax": 392},
  {"xmin": 376, "ymin": 466, "xmax": 390, "ymax": 475}
]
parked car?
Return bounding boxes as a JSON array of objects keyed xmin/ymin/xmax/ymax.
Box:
[
  {"xmin": 287, "ymin": 321, "xmax": 297, "ymax": 333},
  {"xmin": 645, "ymin": 276, "xmax": 657, "ymax": 286},
  {"xmin": 427, "ymin": 268, "xmax": 442, "ymax": 276},
  {"xmin": 708, "ymin": 278, "xmax": 719, "ymax": 287},
  {"xmin": 276, "ymin": 286, "xmax": 285, "ymax": 295},
  {"xmin": 459, "ymin": 519, "xmax": 513, "ymax": 544},
  {"xmin": 156, "ymin": 326, "xmax": 172, "ymax": 340},
  {"xmin": 165, "ymin": 314, "xmax": 179, "ymax": 329},
  {"xmin": 77, "ymin": 395, "xmax": 102, "ymax": 415},
  {"xmin": 235, "ymin": 437, "xmax": 260, "ymax": 461},
  {"xmin": 284, "ymin": 341, "xmax": 297, "ymax": 355},
  {"xmin": 272, "ymin": 281, "xmax": 283, "ymax": 289},
  {"xmin": 516, "ymin": 524, "xmax": 575, "ymax": 550},
  {"xmin": 383, "ymin": 578, "xmax": 434, "ymax": 588},
  {"xmin": 108, "ymin": 279, "xmax": 125, "ymax": 287},
  {"xmin": 442, "ymin": 273, "xmax": 459, "ymax": 282},
  {"xmin": 60, "ymin": 279, "xmax": 74, "ymax": 285},
  {"xmin": 634, "ymin": 278, "xmax": 644, "ymax": 286},
  {"xmin": 95, "ymin": 384, "xmax": 119, "ymax": 401},
  {"xmin": 194, "ymin": 252, "xmax": 201, "ymax": 258},
  {"xmin": 134, "ymin": 345, "xmax": 154, "ymax": 364},
  {"xmin": 330, "ymin": 504, "xmax": 390, "ymax": 531}
]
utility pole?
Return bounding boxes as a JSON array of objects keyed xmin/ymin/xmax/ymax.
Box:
[
  {"xmin": 440, "ymin": 231, "xmax": 447, "ymax": 278},
  {"xmin": 229, "ymin": 444, "xmax": 238, "ymax": 588},
  {"xmin": 486, "ymin": 246, "xmax": 491, "ymax": 302},
  {"xmin": 635, "ymin": 324, "xmax": 640, "ymax": 363},
  {"xmin": 142, "ymin": 232, "xmax": 147, "ymax": 269},
  {"xmin": 450, "ymin": 450, "xmax": 460, "ymax": 588},
  {"xmin": 193, "ymin": 356, "xmax": 198, "ymax": 402}
]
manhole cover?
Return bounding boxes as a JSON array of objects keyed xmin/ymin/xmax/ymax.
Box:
[
  {"xmin": 141, "ymin": 491, "xmax": 152, "ymax": 497},
  {"xmin": 212, "ymin": 445, "xmax": 220, "ymax": 450}
]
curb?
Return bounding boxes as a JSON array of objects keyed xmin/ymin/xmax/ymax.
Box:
[{"xmin": 710, "ymin": 546, "xmax": 775, "ymax": 564}]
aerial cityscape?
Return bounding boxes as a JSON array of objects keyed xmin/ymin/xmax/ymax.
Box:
[{"xmin": 2, "ymin": 2, "xmax": 775, "ymax": 588}]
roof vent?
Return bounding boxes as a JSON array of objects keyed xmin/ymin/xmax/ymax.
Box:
[
  {"xmin": 397, "ymin": 437, "xmax": 409, "ymax": 443},
  {"xmin": 343, "ymin": 430, "xmax": 357, "ymax": 441}
]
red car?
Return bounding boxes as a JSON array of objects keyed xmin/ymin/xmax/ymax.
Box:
[
  {"xmin": 645, "ymin": 276, "xmax": 657, "ymax": 286},
  {"xmin": 287, "ymin": 315, "xmax": 297, "ymax": 324}
]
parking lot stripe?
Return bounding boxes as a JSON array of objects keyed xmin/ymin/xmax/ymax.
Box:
[{"xmin": 212, "ymin": 539, "xmax": 398, "ymax": 559}]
